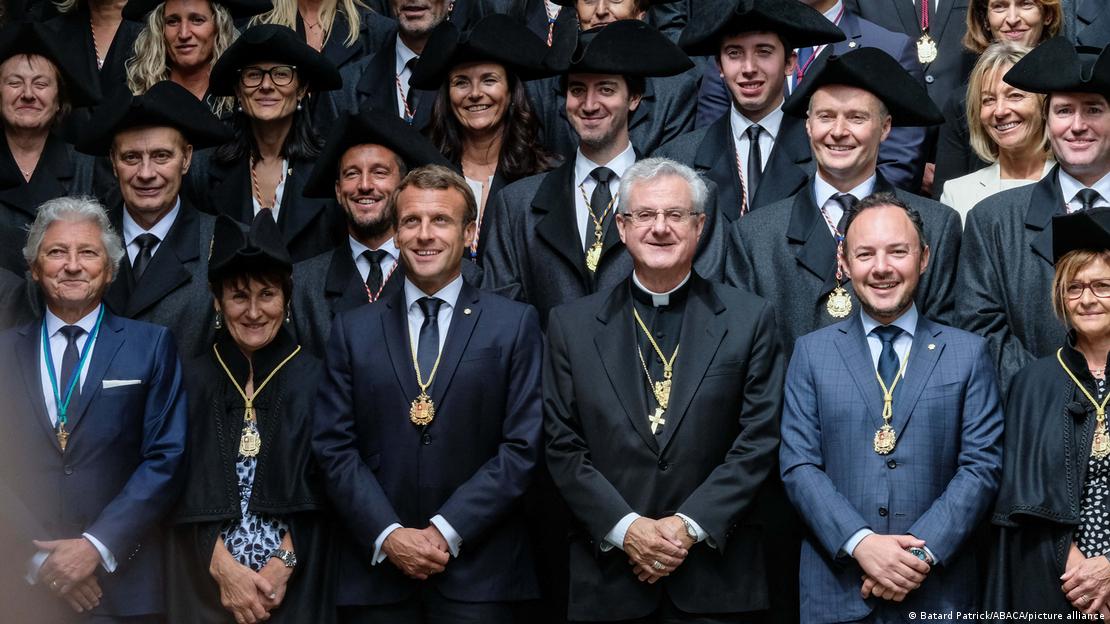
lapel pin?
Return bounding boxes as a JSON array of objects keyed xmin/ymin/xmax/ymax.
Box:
[
  {"xmin": 463, "ymin": 308, "xmax": 472, "ymax": 315},
  {"xmin": 848, "ymin": 41, "xmax": 857, "ymax": 48},
  {"xmin": 928, "ymin": 343, "xmax": 936, "ymax": 350}
]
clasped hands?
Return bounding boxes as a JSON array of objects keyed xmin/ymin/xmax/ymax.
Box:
[
  {"xmin": 1062, "ymin": 542, "xmax": 1110, "ymax": 617},
  {"xmin": 854, "ymin": 534, "xmax": 932, "ymax": 603},
  {"xmin": 34, "ymin": 538, "xmax": 103, "ymax": 614},
  {"xmin": 382, "ymin": 525, "xmax": 451, "ymax": 581},
  {"xmin": 623, "ymin": 516, "xmax": 695, "ymax": 584}
]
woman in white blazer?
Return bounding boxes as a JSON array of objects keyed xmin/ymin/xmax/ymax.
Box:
[{"xmin": 940, "ymin": 42, "xmax": 1054, "ymax": 224}]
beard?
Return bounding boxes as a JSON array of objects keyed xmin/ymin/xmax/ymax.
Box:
[{"xmin": 346, "ymin": 205, "xmax": 393, "ymax": 243}]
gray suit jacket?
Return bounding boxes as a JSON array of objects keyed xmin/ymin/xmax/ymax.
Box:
[
  {"xmin": 724, "ymin": 174, "xmax": 962, "ymax": 358},
  {"xmin": 955, "ymin": 167, "xmax": 1068, "ymax": 394}
]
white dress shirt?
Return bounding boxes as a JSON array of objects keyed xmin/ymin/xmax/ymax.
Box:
[
  {"xmin": 813, "ymin": 172, "xmax": 877, "ymax": 228},
  {"xmin": 122, "ymin": 198, "xmax": 180, "ymax": 264},
  {"xmin": 730, "ymin": 104, "xmax": 783, "ymax": 192},
  {"xmin": 395, "ymin": 38, "xmax": 419, "ymax": 118},
  {"xmin": 573, "ymin": 143, "xmax": 637, "ymax": 248},
  {"xmin": 349, "ymin": 236, "xmax": 399, "ymax": 285},
  {"xmin": 371, "ymin": 275, "xmax": 466, "ymax": 564},
  {"xmin": 1060, "ymin": 169, "xmax": 1110, "ymax": 213}
]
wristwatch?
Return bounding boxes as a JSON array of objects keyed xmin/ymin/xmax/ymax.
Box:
[
  {"xmin": 269, "ymin": 548, "xmax": 297, "ymax": 568},
  {"xmin": 680, "ymin": 516, "xmax": 698, "ymax": 542}
]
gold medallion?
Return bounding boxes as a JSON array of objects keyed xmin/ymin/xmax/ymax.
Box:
[
  {"xmin": 653, "ymin": 379, "xmax": 672, "ymax": 410},
  {"xmin": 648, "ymin": 407, "xmax": 666, "ymax": 435},
  {"xmin": 410, "ymin": 392, "xmax": 436, "ymax": 426},
  {"xmin": 56, "ymin": 424, "xmax": 69, "ymax": 452},
  {"xmin": 874, "ymin": 424, "xmax": 897, "ymax": 455},
  {"xmin": 585, "ymin": 241, "xmax": 602, "ymax": 273},
  {"xmin": 827, "ymin": 286, "xmax": 853, "ymax": 318},
  {"xmin": 240, "ymin": 425, "xmax": 261, "ymax": 457},
  {"xmin": 1095, "ymin": 424, "xmax": 1110, "ymax": 459},
  {"xmin": 916, "ymin": 33, "xmax": 938, "ymax": 64}
]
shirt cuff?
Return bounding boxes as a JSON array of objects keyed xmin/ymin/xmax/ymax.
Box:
[
  {"xmin": 430, "ymin": 515, "xmax": 462, "ymax": 558},
  {"xmin": 843, "ymin": 528, "xmax": 875, "ymax": 559},
  {"xmin": 372, "ymin": 523, "xmax": 403, "ymax": 565},
  {"xmin": 24, "ymin": 550, "xmax": 48, "ymax": 585},
  {"xmin": 675, "ymin": 513, "xmax": 715, "ymax": 549},
  {"xmin": 82, "ymin": 533, "xmax": 117, "ymax": 573},
  {"xmin": 601, "ymin": 513, "xmax": 640, "ymax": 553}
]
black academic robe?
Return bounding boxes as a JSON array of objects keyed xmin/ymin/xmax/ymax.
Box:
[
  {"xmin": 167, "ymin": 328, "xmax": 336, "ymax": 624},
  {"xmin": 331, "ymin": 29, "xmax": 438, "ymax": 131},
  {"xmin": 986, "ymin": 340, "xmax": 1104, "ymax": 617}
]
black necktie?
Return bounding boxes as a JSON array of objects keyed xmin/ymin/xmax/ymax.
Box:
[
  {"xmin": 873, "ymin": 325, "xmax": 903, "ymax": 388},
  {"xmin": 1077, "ymin": 188, "xmax": 1102, "ymax": 212},
  {"xmin": 746, "ymin": 125, "xmax": 764, "ymax": 200},
  {"xmin": 417, "ymin": 297, "xmax": 442, "ymax": 380},
  {"xmin": 590, "ymin": 166, "xmax": 616, "ymax": 241},
  {"xmin": 131, "ymin": 233, "xmax": 159, "ymax": 281},
  {"xmin": 59, "ymin": 325, "xmax": 84, "ymax": 404},
  {"xmin": 402, "ymin": 57, "xmax": 419, "ymax": 123},
  {"xmin": 829, "ymin": 193, "xmax": 858, "ymax": 236},
  {"xmin": 362, "ymin": 249, "xmax": 388, "ymax": 298}
]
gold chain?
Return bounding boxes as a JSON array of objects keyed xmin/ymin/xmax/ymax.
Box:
[
  {"xmin": 874, "ymin": 346, "xmax": 911, "ymax": 426},
  {"xmin": 213, "ymin": 343, "xmax": 302, "ymax": 419},
  {"xmin": 1056, "ymin": 348, "xmax": 1110, "ymax": 459},
  {"xmin": 577, "ymin": 184, "xmax": 619, "ymax": 247},
  {"xmin": 632, "ymin": 307, "xmax": 679, "ymax": 407},
  {"xmin": 408, "ymin": 319, "xmax": 445, "ymax": 394}
]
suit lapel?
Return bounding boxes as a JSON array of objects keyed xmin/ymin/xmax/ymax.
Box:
[
  {"xmin": 595, "ymin": 284, "xmax": 658, "ymax": 452},
  {"xmin": 627, "ymin": 77, "xmax": 655, "ymax": 138},
  {"xmin": 429, "ymin": 283, "xmax": 481, "ymax": 408},
  {"xmin": 658, "ymin": 278, "xmax": 725, "ymax": 452},
  {"xmin": 534, "ymin": 162, "xmax": 590, "ymax": 285},
  {"xmin": 66, "ymin": 310, "xmax": 125, "ymax": 436},
  {"xmin": 324, "ymin": 248, "xmax": 369, "ymax": 314},
  {"xmin": 382, "ymin": 287, "xmax": 421, "ymax": 402},
  {"xmin": 892, "ymin": 0, "xmax": 922, "ymax": 40},
  {"xmin": 125, "ymin": 202, "xmax": 201, "ymax": 317},
  {"xmin": 836, "ymin": 315, "xmax": 887, "ymax": 429},
  {"xmin": 211, "ymin": 159, "xmax": 253, "ymax": 223},
  {"xmin": 16, "ymin": 322, "xmax": 58, "ymax": 452},
  {"xmin": 1026, "ymin": 166, "xmax": 1064, "ymax": 266},
  {"xmin": 891, "ymin": 317, "xmax": 945, "ymax": 432},
  {"xmin": 695, "ymin": 116, "xmax": 743, "ymax": 222},
  {"xmin": 276, "ymin": 169, "xmax": 326, "ymax": 248},
  {"xmin": 931, "ymin": 0, "xmax": 957, "ymax": 41},
  {"xmin": 752, "ymin": 115, "xmax": 811, "ymax": 210},
  {"xmin": 317, "ymin": 12, "xmax": 361, "ymax": 69},
  {"xmin": 357, "ymin": 33, "xmax": 401, "ymax": 116},
  {"xmin": 787, "ymin": 182, "xmax": 838, "ymax": 292}
]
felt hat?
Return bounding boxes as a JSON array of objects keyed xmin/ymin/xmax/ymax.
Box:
[
  {"xmin": 409, "ymin": 14, "xmax": 556, "ymax": 90},
  {"xmin": 209, "ymin": 24, "xmax": 342, "ymax": 96},
  {"xmin": 1053, "ymin": 207, "xmax": 1110, "ymax": 263},
  {"xmin": 548, "ymin": 19, "xmax": 692, "ymax": 78},
  {"xmin": 1004, "ymin": 36, "xmax": 1110, "ymax": 96},
  {"xmin": 679, "ymin": 0, "xmax": 845, "ymax": 58},
  {"xmin": 208, "ymin": 209, "xmax": 293, "ymax": 280}
]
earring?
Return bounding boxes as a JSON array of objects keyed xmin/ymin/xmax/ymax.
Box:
[
  {"xmin": 296, "ymin": 100, "xmax": 303, "ymax": 111},
  {"xmin": 236, "ymin": 101, "xmax": 243, "ymax": 113},
  {"xmin": 284, "ymin": 307, "xmax": 292, "ymax": 324},
  {"xmin": 214, "ymin": 311, "xmax": 223, "ymax": 329}
]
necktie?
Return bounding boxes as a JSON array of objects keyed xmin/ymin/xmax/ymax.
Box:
[
  {"xmin": 362, "ymin": 249, "xmax": 388, "ymax": 298},
  {"xmin": 829, "ymin": 193, "xmax": 858, "ymax": 236},
  {"xmin": 417, "ymin": 297, "xmax": 443, "ymax": 380},
  {"xmin": 746, "ymin": 125, "xmax": 764, "ymax": 200},
  {"xmin": 131, "ymin": 233, "xmax": 159, "ymax": 282},
  {"xmin": 401, "ymin": 56, "xmax": 419, "ymax": 123},
  {"xmin": 873, "ymin": 325, "xmax": 903, "ymax": 388},
  {"xmin": 59, "ymin": 325, "xmax": 84, "ymax": 406},
  {"xmin": 590, "ymin": 166, "xmax": 616, "ymax": 241},
  {"xmin": 1076, "ymin": 188, "xmax": 1102, "ymax": 212}
]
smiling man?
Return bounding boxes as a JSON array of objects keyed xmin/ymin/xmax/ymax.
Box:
[
  {"xmin": 957, "ymin": 38, "xmax": 1110, "ymax": 393},
  {"xmin": 780, "ymin": 192, "xmax": 1003, "ymax": 623},
  {"xmin": 312, "ymin": 164, "xmax": 544, "ymax": 624}
]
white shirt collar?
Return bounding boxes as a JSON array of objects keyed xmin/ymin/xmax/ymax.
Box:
[
  {"xmin": 349, "ymin": 235, "xmax": 399, "ymax": 263},
  {"xmin": 45, "ymin": 303, "xmax": 102, "ymax": 337},
  {"xmin": 122, "ymin": 198, "xmax": 180, "ymax": 245},
  {"xmin": 730, "ymin": 102, "xmax": 785, "ymax": 141},
  {"xmin": 395, "ymin": 38, "xmax": 419, "ymax": 76},
  {"xmin": 822, "ymin": 0, "xmax": 845, "ymax": 23},
  {"xmin": 1058, "ymin": 168, "xmax": 1110, "ymax": 208},
  {"xmin": 632, "ymin": 271, "xmax": 691, "ymax": 307},
  {"xmin": 404, "ymin": 274, "xmax": 464, "ymax": 311},
  {"xmin": 574, "ymin": 142, "xmax": 637, "ymax": 188},
  {"xmin": 813, "ymin": 172, "xmax": 877, "ymax": 209},
  {"xmin": 860, "ymin": 303, "xmax": 919, "ymax": 339}
]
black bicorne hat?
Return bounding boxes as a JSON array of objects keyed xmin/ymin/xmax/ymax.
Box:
[
  {"xmin": 548, "ymin": 19, "xmax": 693, "ymax": 78},
  {"xmin": 1053, "ymin": 207, "xmax": 1110, "ymax": 263},
  {"xmin": 679, "ymin": 0, "xmax": 845, "ymax": 57},
  {"xmin": 782, "ymin": 47, "xmax": 944, "ymax": 126},
  {"xmin": 209, "ymin": 24, "xmax": 342, "ymax": 96},
  {"xmin": 0, "ymin": 20, "xmax": 100, "ymax": 108},
  {"xmin": 1004, "ymin": 36, "xmax": 1110, "ymax": 96},
  {"xmin": 208, "ymin": 209, "xmax": 293, "ymax": 280},
  {"xmin": 409, "ymin": 14, "xmax": 556, "ymax": 90}
]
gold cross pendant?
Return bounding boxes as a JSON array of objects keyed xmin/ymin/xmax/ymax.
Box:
[{"xmin": 648, "ymin": 407, "xmax": 666, "ymax": 434}]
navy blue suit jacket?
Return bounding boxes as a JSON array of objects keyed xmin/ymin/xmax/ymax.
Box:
[
  {"xmin": 0, "ymin": 309, "xmax": 187, "ymax": 618},
  {"xmin": 312, "ymin": 281, "xmax": 543, "ymax": 606}
]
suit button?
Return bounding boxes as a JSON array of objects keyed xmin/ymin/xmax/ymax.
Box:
[
  {"xmin": 421, "ymin": 433, "xmax": 432, "ymax": 445},
  {"xmin": 63, "ymin": 465, "xmax": 74, "ymax": 475},
  {"xmin": 887, "ymin": 460, "xmax": 897, "ymax": 469},
  {"xmin": 925, "ymin": 75, "xmax": 935, "ymax": 84},
  {"xmin": 878, "ymin": 507, "xmax": 888, "ymax": 517},
  {"xmin": 658, "ymin": 460, "xmax": 669, "ymax": 471}
]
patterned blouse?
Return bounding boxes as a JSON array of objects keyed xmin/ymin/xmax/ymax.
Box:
[
  {"xmin": 219, "ymin": 426, "xmax": 290, "ymax": 571},
  {"xmin": 1077, "ymin": 378, "xmax": 1110, "ymax": 558}
]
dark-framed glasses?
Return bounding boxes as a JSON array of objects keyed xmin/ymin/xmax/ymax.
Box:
[
  {"xmin": 239, "ymin": 65, "xmax": 297, "ymax": 88},
  {"xmin": 621, "ymin": 209, "xmax": 700, "ymax": 227},
  {"xmin": 1066, "ymin": 279, "xmax": 1110, "ymax": 300}
]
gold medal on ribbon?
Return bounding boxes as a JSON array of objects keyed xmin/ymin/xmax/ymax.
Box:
[
  {"xmin": 213, "ymin": 343, "xmax": 302, "ymax": 459},
  {"xmin": 1055, "ymin": 349, "xmax": 1110, "ymax": 460},
  {"xmin": 1095, "ymin": 424, "xmax": 1110, "ymax": 460},
  {"xmin": 240, "ymin": 424, "xmax": 261, "ymax": 457},
  {"xmin": 410, "ymin": 391, "xmax": 436, "ymax": 426},
  {"xmin": 827, "ymin": 285, "xmax": 853, "ymax": 319},
  {"xmin": 56, "ymin": 424, "xmax": 69, "ymax": 451},
  {"xmin": 633, "ymin": 308, "xmax": 679, "ymax": 436},
  {"xmin": 585, "ymin": 242, "xmax": 602, "ymax": 273},
  {"xmin": 579, "ymin": 185, "xmax": 618, "ymax": 275},
  {"xmin": 916, "ymin": 33, "xmax": 938, "ymax": 64},
  {"xmin": 873, "ymin": 344, "xmax": 910, "ymax": 455},
  {"xmin": 873, "ymin": 423, "xmax": 897, "ymax": 455}
]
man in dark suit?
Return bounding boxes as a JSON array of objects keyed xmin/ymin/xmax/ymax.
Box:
[
  {"xmin": 780, "ymin": 192, "xmax": 1002, "ymax": 623},
  {"xmin": 0, "ymin": 195, "xmax": 187, "ymax": 623},
  {"xmin": 333, "ymin": 0, "xmax": 450, "ymax": 130},
  {"xmin": 1075, "ymin": 0, "xmax": 1110, "ymax": 46},
  {"xmin": 726, "ymin": 48, "xmax": 960, "ymax": 359},
  {"xmin": 482, "ymin": 20, "xmax": 725, "ymax": 327},
  {"xmin": 957, "ymin": 38, "xmax": 1110, "ymax": 392},
  {"xmin": 76, "ymin": 81, "xmax": 230, "ymax": 360},
  {"xmin": 292, "ymin": 109, "xmax": 454, "ymax": 356},
  {"xmin": 545, "ymin": 157, "xmax": 783, "ymax": 622},
  {"xmin": 657, "ymin": 0, "xmax": 844, "ymax": 221},
  {"xmin": 312, "ymin": 165, "xmax": 543, "ymax": 623}
]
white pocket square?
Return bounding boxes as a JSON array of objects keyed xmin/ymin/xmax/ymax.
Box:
[{"xmin": 102, "ymin": 379, "xmax": 142, "ymax": 389}]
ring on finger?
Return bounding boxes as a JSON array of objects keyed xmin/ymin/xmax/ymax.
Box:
[
  {"xmin": 651, "ymin": 560, "xmax": 665, "ymax": 571},
  {"xmin": 49, "ymin": 579, "xmax": 59, "ymax": 590}
]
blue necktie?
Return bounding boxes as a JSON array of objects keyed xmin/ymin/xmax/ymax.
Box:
[
  {"xmin": 59, "ymin": 325, "xmax": 84, "ymax": 404},
  {"xmin": 873, "ymin": 325, "xmax": 902, "ymax": 387},
  {"xmin": 417, "ymin": 297, "xmax": 442, "ymax": 380}
]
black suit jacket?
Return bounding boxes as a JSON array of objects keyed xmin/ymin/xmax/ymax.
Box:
[
  {"xmin": 1076, "ymin": 0, "xmax": 1110, "ymax": 45},
  {"xmin": 311, "ymin": 281, "xmax": 543, "ymax": 606},
  {"xmin": 543, "ymin": 275, "xmax": 783, "ymax": 620},
  {"xmin": 331, "ymin": 29, "xmax": 438, "ymax": 131}
]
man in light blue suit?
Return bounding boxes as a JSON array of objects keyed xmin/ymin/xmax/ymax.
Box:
[{"xmin": 780, "ymin": 192, "xmax": 1003, "ymax": 623}]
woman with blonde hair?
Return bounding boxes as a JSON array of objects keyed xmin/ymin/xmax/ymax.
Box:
[
  {"xmin": 123, "ymin": 0, "xmax": 267, "ymax": 117},
  {"xmin": 252, "ymin": 0, "xmax": 391, "ymax": 72},
  {"xmin": 939, "ymin": 41, "xmax": 1053, "ymax": 222}
]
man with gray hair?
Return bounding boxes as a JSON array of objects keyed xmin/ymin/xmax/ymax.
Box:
[
  {"xmin": 0, "ymin": 196, "xmax": 187, "ymax": 623},
  {"xmin": 544, "ymin": 157, "xmax": 785, "ymax": 622}
]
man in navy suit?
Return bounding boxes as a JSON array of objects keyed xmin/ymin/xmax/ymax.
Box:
[
  {"xmin": 0, "ymin": 196, "xmax": 187, "ymax": 623},
  {"xmin": 780, "ymin": 192, "xmax": 1003, "ymax": 623},
  {"xmin": 312, "ymin": 165, "xmax": 543, "ymax": 623}
]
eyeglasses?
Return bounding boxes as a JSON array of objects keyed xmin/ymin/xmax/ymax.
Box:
[
  {"xmin": 1066, "ymin": 279, "xmax": 1110, "ymax": 300},
  {"xmin": 239, "ymin": 65, "xmax": 297, "ymax": 88},
  {"xmin": 619, "ymin": 209, "xmax": 700, "ymax": 227}
]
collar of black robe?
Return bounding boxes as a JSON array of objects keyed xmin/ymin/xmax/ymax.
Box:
[
  {"xmin": 212, "ymin": 324, "xmax": 300, "ymax": 392},
  {"xmin": 1062, "ymin": 329, "xmax": 1110, "ymax": 391}
]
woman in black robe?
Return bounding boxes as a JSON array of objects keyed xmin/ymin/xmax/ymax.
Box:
[
  {"xmin": 988, "ymin": 208, "xmax": 1110, "ymax": 617},
  {"xmin": 167, "ymin": 209, "xmax": 334, "ymax": 624}
]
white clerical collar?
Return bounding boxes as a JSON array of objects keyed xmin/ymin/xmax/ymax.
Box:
[
  {"xmin": 860, "ymin": 303, "xmax": 919, "ymax": 340},
  {"xmin": 1058, "ymin": 168, "xmax": 1110, "ymax": 207},
  {"xmin": 349, "ymin": 235, "xmax": 399, "ymax": 263},
  {"xmin": 814, "ymin": 172, "xmax": 877, "ymax": 209},
  {"xmin": 632, "ymin": 271, "xmax": 691, "ymax": 307},
  {"xmin": 122, "ymin": 197, "xmax": 180, "ymax": 246},
  {"xmin": 45, "ymin": 303, "xmax": 102, "ymax": 337},
  {"xmin": 574, "ymin": 142, "xmax": 637, "ymax": 188},
  {"xmin": 395, "ymin": 37, "xmax": 419, "ymax": 76},
  {"xmin": 404, "ymin": 273, "xmax": 463, "ymax": 310},
  {"xmin": 730, "ymin": 101, "xmax": 784, "ymax": 142}
]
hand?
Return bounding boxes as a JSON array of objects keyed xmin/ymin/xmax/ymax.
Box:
[
  {"xmin": 34, "ymin": 538, "xmax": 101, "ymax": 594},
  {"xmin": 209, "ymin": 543, "xmax": 274, "ymax": 624},
  {"xmin": 382, "ymin": 528, "xmax": 450, "ymax": 580},
  {"xmin": 1061, "ymin": 552, "xmax": 1110, "ymax": 614},
  {"xmin": 657, "ymin": 516, "xmax": 696, "ymax": 551},
  {"xmin": 60, "ymin": 575, "xmax": 102, "ymax": 613},
  {"xmin": 623, "ymin": 518, "xmax": 687, "ymax": 584},
  {"xmin": 860, "ymin": 573, "xmax": 908, "ymax": 602},
  {"xmin": 420, "ymin": 525, "xmax": 450, "ymax": 554},
  {"xmin": 852, "ymin": 534, "xmax": 930, "ymax": 596},
  {"xmin": 257, "ymin": 558, "xmax": 294, "ymax": 612}
]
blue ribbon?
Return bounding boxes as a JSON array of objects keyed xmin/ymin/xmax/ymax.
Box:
[{"xmin": 41, "ymin": 305, "xmax": 105, "ymax": 429}]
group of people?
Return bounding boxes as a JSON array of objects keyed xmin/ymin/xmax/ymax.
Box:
[{"xmin": 2, "ymin": 0, "xmax": 1110, "ymax": 623}]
